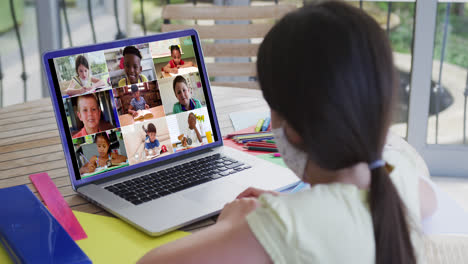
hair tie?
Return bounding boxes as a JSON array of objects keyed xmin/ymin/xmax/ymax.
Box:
[{"xmin": 369, "ymin": 159, "xmax": 385, "ymax": 170}]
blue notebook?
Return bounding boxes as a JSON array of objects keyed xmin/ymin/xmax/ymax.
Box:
[{"xmin": 0, "ymin": 185, "xmax": 91, "ymax": 264}]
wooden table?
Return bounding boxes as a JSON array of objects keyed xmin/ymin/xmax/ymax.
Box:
[{"xmin": 0, "ymin": 86, "xmax": 269, "ymax": 231}]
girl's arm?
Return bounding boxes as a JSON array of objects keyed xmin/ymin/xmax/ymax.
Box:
[
  {"xmin": 111, "ymin": 153, "xmax": 127, "ymax": 163},
  {"xmin": 128, "ymin": 104, "xmax": 136, "ymax": 116},
  {"xmin": 67, "ymin": 80, "xmax": 77, "ymax": 90},
  {"xmin": 179, "ymin": 61, "xmax": 193, "ymax": 68},
  {"xmin": 90, "ymin": 77, "xmax": 106, "ymax": 88},
  {"xmin": 163, "ymin": 63, "xmax": 178, "ymax": 74},
  {"xmin": 79, "ymin": 156, "xmax": 97, "ymax": 173},
  {"xmin": 137, "ymin": 198, "xmax": 271, "ymax": 264},
  {"xmin": 193, "ymin": 126, "xmax": 203, "ymax": 143},
  {"xmin": 65, "ymin": 81, "xmax": 87, "ymax": 96}
]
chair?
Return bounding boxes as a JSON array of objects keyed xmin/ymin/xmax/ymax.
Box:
[{"xmin": 161, "ymin": 3, "xmax": 296, "ymax": 89}]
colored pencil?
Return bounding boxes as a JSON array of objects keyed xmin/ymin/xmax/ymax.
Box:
[
  {"xmin": 226, "ymin": 131, "xmax": 270, "ymax": 139},
  {"xmin": 245, "ymin": 142, "xmax": 277, "ymax": 148},
  {"xmin": 261, "ymin": 117, "xmax": 270, "ymax": 132},
  {"xmin": 255, "ymin": 119, "xmax": 265, "ymax": 132},
  {"xmin": 244, "ymin": 146, "xmax": 278, "ymax": 152},
  {"xmin": 233, "ymin": 133, "xmax": 274, "ymax": 140},
  {"xmin": 237, "ymin": 137, "xmax": 275, "ymax": 144}
]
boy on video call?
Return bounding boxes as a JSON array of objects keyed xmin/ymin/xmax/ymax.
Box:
[{"xmin": 128, "ymin": 84, "xmax": 149, "ymax": 117}]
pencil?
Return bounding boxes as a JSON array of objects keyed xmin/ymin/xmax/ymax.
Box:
[
  {"xmin": 245, "ymin": 142, "xmax": 277, "ymax": 148},
  {"xmin": 238, "ymin": 137, "xmax": 275, "ymax": 144},
  {"xmin": 233, "ymin": 133, "xmax": 274, "ymax": 140},
  {"xmin": 244, "ymin": 146, "xmax": 278, "ymax": 152},
  {"xmin": 80, "ymin": 153, "xmax": 89, "ymax": 163},
  {"xmin": 226, "ymin": 131, "xmax": 270, "ymax": 139}
]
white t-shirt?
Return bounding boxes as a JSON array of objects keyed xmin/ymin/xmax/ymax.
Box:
[{"xmin": 246, "ymin": 147, "xmax": 423, "ymax": 264}]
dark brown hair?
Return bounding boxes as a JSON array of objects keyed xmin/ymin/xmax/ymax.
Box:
[
  {"xmin": 173, "ymin": 75, "xmax": 188, "ymax": 92},
  {"xmin": 147, "ymin": 123, "xmax": 156, "ymax": 134},
  {"xmin": 94, "ymin": 132, "xmax": 111, "ymax": 153},
  {"xmin": 75, "ymin": 55, "xmax": 89, "ymax": 74},
  {"xmin": 257, "ymin": 2, "xmax": 415, "ymax": 264},
  {"xmin": 131, "ymin": 84, "xmax": 139, "ymax": 93},
  {"xmin": 123, "ymin": 46, "xmax": 142, "ymax": 60},
  {"xmin": 170, "ymin": 45, "xmax": 181, "ymax": 55}
]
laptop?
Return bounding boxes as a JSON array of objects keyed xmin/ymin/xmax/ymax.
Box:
[{"xmin": 43, "ymin": 29, "xmax": 299, "ymax": 236}]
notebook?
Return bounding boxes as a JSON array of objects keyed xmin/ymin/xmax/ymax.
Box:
[
  {"xmin": 0, "ymin": 185, "xmax": 91, "ymax": 263},
  {"xmin": 42, "ymin": 29, "xmax": 299, "ymax": 236}
]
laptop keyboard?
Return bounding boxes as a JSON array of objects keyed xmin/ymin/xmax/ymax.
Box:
[{"xmin": 104, "ymin": 153, "xmax": 251, "ymax": 205}]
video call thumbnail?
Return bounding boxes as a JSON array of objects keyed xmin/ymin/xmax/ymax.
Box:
[{"xmin": 73, "ymin": 129, "xmax": 129, "ymax": 178}]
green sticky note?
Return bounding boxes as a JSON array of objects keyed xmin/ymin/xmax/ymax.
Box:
[{"xmin": 256, "ymin": 154, "xmax": 286, "ymax": 168}]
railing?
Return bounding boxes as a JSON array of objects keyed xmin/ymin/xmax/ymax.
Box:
[
  {"xmin": 9, "ymin": 0, "xmax": 27, "ymax": 104},
  {"xmin": 2, "ymin": 0, "xmax": 467, "ymax": 144}
]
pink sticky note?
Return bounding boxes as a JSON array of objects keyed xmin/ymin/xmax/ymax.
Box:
[{"xmin": 29, "ymin": 172, "xmax": 87, "ymax": 241}]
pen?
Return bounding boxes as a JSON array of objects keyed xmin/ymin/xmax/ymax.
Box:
[{"xmin": 80, "ymin": 153, "xmax": 89, "ymax": 163}]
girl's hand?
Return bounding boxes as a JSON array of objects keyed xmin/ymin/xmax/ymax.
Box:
[
  {"xmin": 170, "ymin": 68, "xmax": 178, "ymax": 74},
  {"xmin": 87, "ymin": 162, "xmax": 97, "ymax": 173},
  {"xmin": 217, "ymin": 198, "xmax": 259, "ymax": 225},
  {"xmin": 236, "ymin": 187, "xmax": 281, "ymax": 199},
  {"xmin": 145, "ymin": 104, "xmax": 150, "ymax": 109}
]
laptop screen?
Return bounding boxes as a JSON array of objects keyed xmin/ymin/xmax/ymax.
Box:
[{"xmin": 45, "ymin": 32, "xmax": 221, "ymax": 183}]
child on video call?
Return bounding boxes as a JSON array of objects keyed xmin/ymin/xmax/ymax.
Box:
[
  {"xmin": 79, "ymin": 132, "xmax": 127, "ymax": 174},
  {"xmin": 118, "ymin": 46, "xmax": 148, "ymax": 87},
  {"xmin": 179, "ymin": 113, "xmax": 202, "ymax": 147},
  {"xmin": 172, "ymin": 75, "xmax": 202, "ymax": 114},
  {"xmin": 143, "ymin": 123, "xmax": 160, "ymax": 156},
  {"xmin": 163, "ymin": 45, "xmax": 194, "ymax": 74},
  {"xmin": 65, "ymin": 55, "xmax": 106, "ymax": 96},
  {"xmin": 139, "ymin": 2, "xmax": 436, "ymax": 263},
  {"xmin": 128, "ymin": 84, "xmax": 149, "ymax": 117},
  {"xmin": 73, "ymin": 94, "xmax": 114, "ymax": 138}
]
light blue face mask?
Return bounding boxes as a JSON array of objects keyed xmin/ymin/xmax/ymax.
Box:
[
  {"xmin": 271, "ymin": 126, "xmax": 308, "ymax": 180},
  {"xmin": 272, "ymin": 125, "xmax": 386, "ymax": 182}
]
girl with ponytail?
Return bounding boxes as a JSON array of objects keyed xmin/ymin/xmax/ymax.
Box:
[{"xmin": 138, "ymin": 2, "xmax": 436, "ymax": 263}]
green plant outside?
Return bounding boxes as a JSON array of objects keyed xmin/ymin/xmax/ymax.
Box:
[
  {"xmin": 373, "ymin": 2, "xmax": 468, "ymax": 69},
  {"xmin": 0, "ymin": 0, "xmax": 24, "ymax": 34}
]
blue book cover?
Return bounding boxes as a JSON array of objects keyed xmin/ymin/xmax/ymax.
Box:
[{"xmin": 0, "ymin": 185, "xmax": 91, "ymax": 264}]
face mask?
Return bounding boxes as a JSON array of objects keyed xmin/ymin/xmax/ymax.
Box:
[{"xmin": 272, "ymin": 126, "xmax": 308, "ymax": 180}]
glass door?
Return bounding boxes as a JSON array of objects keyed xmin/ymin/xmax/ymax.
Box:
[{"xmin": 408, "ymin": 0, "xmax": 468, "ymax": 177}]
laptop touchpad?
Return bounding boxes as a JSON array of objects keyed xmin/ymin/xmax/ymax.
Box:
[{"xmin": 183, "ymin": 181, "xmax": 246, "ymax": 205}]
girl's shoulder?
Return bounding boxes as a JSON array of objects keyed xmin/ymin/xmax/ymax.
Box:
[{"xmin": 247, "ymin": 189, "xmax": 375, "ymax": 263}]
